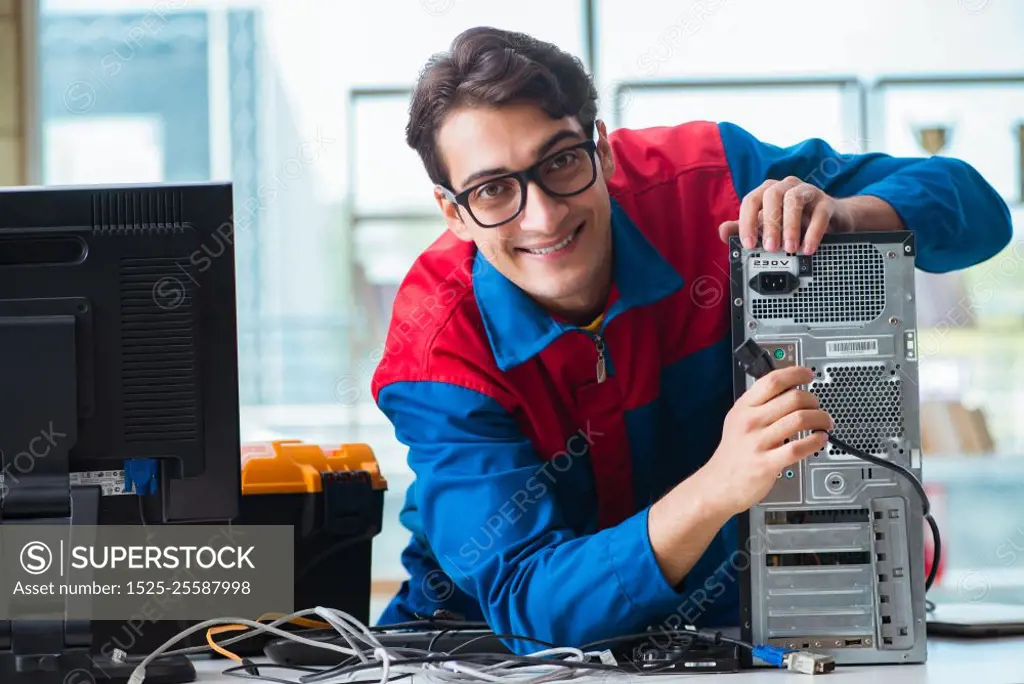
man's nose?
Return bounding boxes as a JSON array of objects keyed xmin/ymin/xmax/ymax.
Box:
[{"xmin": 518, "ymin": 182, "xmax": 567, "ymax": 233}]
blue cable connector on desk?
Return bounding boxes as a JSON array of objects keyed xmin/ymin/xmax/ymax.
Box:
[{"xmin": 752, "ymin": 644, "xmax": 835, "ymax": 675}]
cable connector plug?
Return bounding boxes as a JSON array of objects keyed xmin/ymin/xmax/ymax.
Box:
[
  {"xmin": 751, "ymin": 644, "xmax": 790, "ymax": 668},
  {"xmin": 127, "ymin": 665, "xmax": 146, "ymax": 684},
  {"xmin": 682, "ymin": 625, "xmax": 724, "ymax": 645},
  {"xmin": 734, "ymin": 338, "xmax": 776, "ymax": 380},
  {"xmin": 752, "ymin": 645, "xmax": 835, "ymax": 674},
  {"xmin": 783, "ymin": 650, "xmax": 836, "ymax": 675}
]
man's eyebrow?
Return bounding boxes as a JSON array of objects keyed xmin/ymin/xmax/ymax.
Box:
[
  {"xmin": 457, "ymin": 129, "xmax": 586, "ymax": 189},
  {"xmin": 460, "ymin": 165, "xmax": 511, "ymax": 189},
  {"xmin": 535, "ymin": 129, "xmax": 584, "ymax": 159}
]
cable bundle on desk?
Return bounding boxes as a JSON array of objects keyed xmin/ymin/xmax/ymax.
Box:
[
  {"xmin": 126, "ymin": 608, "xmax": 834, "ymax": 683},
  {"xmin": 128, "ymin": 608, "xmax": 619, "ymax": 684}
]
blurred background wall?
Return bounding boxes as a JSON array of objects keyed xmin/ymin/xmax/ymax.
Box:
[{"xmin": 3, "ymin": 0, "xmax": 1024, "ymax": 617}]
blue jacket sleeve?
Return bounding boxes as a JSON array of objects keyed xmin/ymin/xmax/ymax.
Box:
[
  {"xmin": 718, "ymin": 121, "xmax": 1013, "ymax": 274},
  {"xmin": 377, "ymin": 380, "xmax": 682, "ymax": 655}
]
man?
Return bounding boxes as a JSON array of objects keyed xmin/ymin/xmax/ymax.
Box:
[{"xmin": 371, "ymin": 27, "xmax": 1011, "ymax": 653}]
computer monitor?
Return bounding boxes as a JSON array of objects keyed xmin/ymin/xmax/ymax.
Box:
[{"xmin": 0, "ymin": 182, "xmax": 241, "ymax": 684}]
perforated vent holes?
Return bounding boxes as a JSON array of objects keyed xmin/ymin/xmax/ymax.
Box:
[
  {"xmin": 811, "ymin": 363, "xmax": 905, "ymax": 457},
  {"xmin": 751, "ymin": 244, "xmax": 886, "ymax": 323}
]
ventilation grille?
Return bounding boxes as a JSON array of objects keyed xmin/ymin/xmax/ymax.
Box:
[
  {"xmin": 751, "ymin": 243, "xmax": 886, "ymax": 323},
  {"xmin": 93, "ymin": 191, "xmax": 185, "ymax": 233},
  {"xmin": 811, "ymin": 363, "xmax": 904, "ymax": 457},
  {"xmin": 120, "ymin": 257, "xmax": 198, "ymax": 443}
]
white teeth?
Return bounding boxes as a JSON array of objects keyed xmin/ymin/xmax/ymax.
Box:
[{"xmin": 524, "ymin": 227, "xmax": 578, "ymax": 255}]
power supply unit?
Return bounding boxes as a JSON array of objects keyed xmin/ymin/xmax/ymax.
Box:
[{"xmin": 728, "ymin": 232, "xmax": 927, "ymax": 667}]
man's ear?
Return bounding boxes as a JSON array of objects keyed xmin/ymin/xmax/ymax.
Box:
[
  {"xmin": 434, "ymin": 186, "xmax": 473, "ymax": 242},
  {"xmin": 595, "ymin": 119, "xmax": 616, "ymax": 180}
]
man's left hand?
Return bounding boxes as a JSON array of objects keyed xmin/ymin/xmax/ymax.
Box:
[{"xmin": 718, "ymin": 176, "xmax": 856, "ymax": 255}]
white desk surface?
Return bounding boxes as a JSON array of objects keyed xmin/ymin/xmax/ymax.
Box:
[{"xmin": 191, "ymin": 637, "xmax": 1024, "ymax": 683}]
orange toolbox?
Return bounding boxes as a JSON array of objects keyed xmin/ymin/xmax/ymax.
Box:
[{"xmin": 235, "ymin": 440, "xmax": 387, "ymax": 642}]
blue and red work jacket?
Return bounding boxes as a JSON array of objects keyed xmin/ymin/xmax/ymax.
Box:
[{"xmin": 371, "ymin": 120, "xmax": 1012, "ymax": 653}]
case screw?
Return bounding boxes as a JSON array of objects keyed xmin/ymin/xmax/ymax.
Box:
[
  {"xmin": 904, "ymin": 244, "xmax": 912, "ymax": 253},
  {"xmin": 834, "ymin": 640, "xmax": 842, "ymax": 647},
  {"xmin": 732, "ymin": 250, "xmax": 740, "ymax": 258},
  {"xmin": 825, "ymin": 472, "xmax": 845, "ymax": 493},
  {"xmin": 748, "ymin": 321, "xmax": 757, "ymax": 329},
  {"xmin": 734, "ymin": 298, "xmax": 743, "ymax": 306},
  {"xmin": 889, "ymin": 316, "xmax": 899, "ymax": 326},
  {"xmin": 888, "ymin": 251, "xmax": 897, "ymax": 259},
  {"xmin": 814, "ymin": 641, "xmax": 822, "ymax": 648}
]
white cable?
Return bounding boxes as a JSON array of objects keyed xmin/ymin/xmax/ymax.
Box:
[
  {"xmin": 317, "ymin": 607, "xmax": 388, "ymax": 652},
  {"xmin": 316, "ymin": 606, "xmax": 461, "ymax": 684},
  {"xmin": 314, "ymin": 606, "xmax": 403, "ymax": 676},
  {"xmin": 418, "ymin": 647, "xmax": 591, "ymax": 684},
  {"xmin": 313, "ymin": 607, "xmax": 375, "ymax": 663},
  {"xmin": 438, "ymin": 660, "xmax": 508, "ymax": 683},
  {"xmin": 324, "ymin": 607, "xmax": 383, "ymax": 645},
  {"xmin": 374, "ymin": 647, "xmax": 391, "ymax": 684}
]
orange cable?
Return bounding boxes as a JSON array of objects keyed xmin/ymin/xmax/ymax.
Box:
[{"xmin": 204, "ymin": 613, "xmax": 333, "ymax": 661}]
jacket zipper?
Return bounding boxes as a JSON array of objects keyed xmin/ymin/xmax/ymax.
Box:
[{"xmin": 591, "ymin": 333, "xmax": 607, "ymax": 383}]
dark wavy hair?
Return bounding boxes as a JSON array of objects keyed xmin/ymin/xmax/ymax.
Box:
[{"xmin": 406, "ymin": 26, "xmax": 598, "ymax": 188}]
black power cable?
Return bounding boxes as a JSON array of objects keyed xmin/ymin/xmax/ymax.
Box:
[
  {"xmin": 579, "ymin": 628, "xmax": 753, "ymax": 653},
  {"xmin": 372, "ymin": 619, "xmax": 490, "ymax": 632},
  {"xmin": 826, "ymin": 432, "xmax": 941, "ymax": 592},
  {"xmin": 445, "ymin": 633, "xmax": 558, "ymax": 654}
]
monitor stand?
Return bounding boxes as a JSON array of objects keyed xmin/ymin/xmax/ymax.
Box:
[{"xmin": 0, "ymin": 311, "xmax": 195, "ymax": 684}]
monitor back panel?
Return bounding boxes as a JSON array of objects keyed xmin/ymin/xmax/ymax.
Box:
[{"xmin": 728, "ymin": 233, "xmax": 926, "ymax": 665}]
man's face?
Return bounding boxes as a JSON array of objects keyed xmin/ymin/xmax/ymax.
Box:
[{"xmin": 434, "ymin": 102, "xmax": 616, "ymax": 319}]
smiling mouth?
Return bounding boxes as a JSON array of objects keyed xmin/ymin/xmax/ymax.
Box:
[{"xmin": 517, "ymin": 223, "xmax": 583, "ymax": 256}]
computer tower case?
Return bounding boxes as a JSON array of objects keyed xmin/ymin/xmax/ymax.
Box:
[{"xmin": 729, "ymin": 232, "xmax": 927, "ymax": 666}]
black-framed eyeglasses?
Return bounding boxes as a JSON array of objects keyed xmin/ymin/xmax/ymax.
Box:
[{"xmin": 440, "ymin": 140, "xmax": 599, "ymax": 229}]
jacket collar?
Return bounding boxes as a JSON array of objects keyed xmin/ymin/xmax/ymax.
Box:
[{"xmin": 473, "ymin": 198, "xmax": 685, "ymax": 372}]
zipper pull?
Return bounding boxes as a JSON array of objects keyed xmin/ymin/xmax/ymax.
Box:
[{"xmin": 594, "ymin": 335, "xmax": 607, "ymax": 383}]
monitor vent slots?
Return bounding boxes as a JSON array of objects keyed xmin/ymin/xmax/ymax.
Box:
[
  {"xmin": 751, "ymin": 243, "xmax": 885, "ymax": 323},
  {"xmin": 93, "ymin": 190, "xmax": 185, "ymax": 233},
  {"xmin": 119, "ymin": 257, "xmax": 199, "ymax": 442},
  {"xmin": 811, "ymin": 363, "xmax": 905, "ymax": 458}
]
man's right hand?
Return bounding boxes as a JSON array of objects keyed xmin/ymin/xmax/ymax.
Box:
[
  {"xmin": 647, "ymin": 366, "xmax": 832, "ymax": 586},
  {"xmin": 698, "ymin": 366, "xmax": 832, "ymax": 517}
]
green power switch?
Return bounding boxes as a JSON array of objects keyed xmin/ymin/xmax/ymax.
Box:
[{"xmin": 773, "ymin": 348, "xmax": 786, "ymax": 360}]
